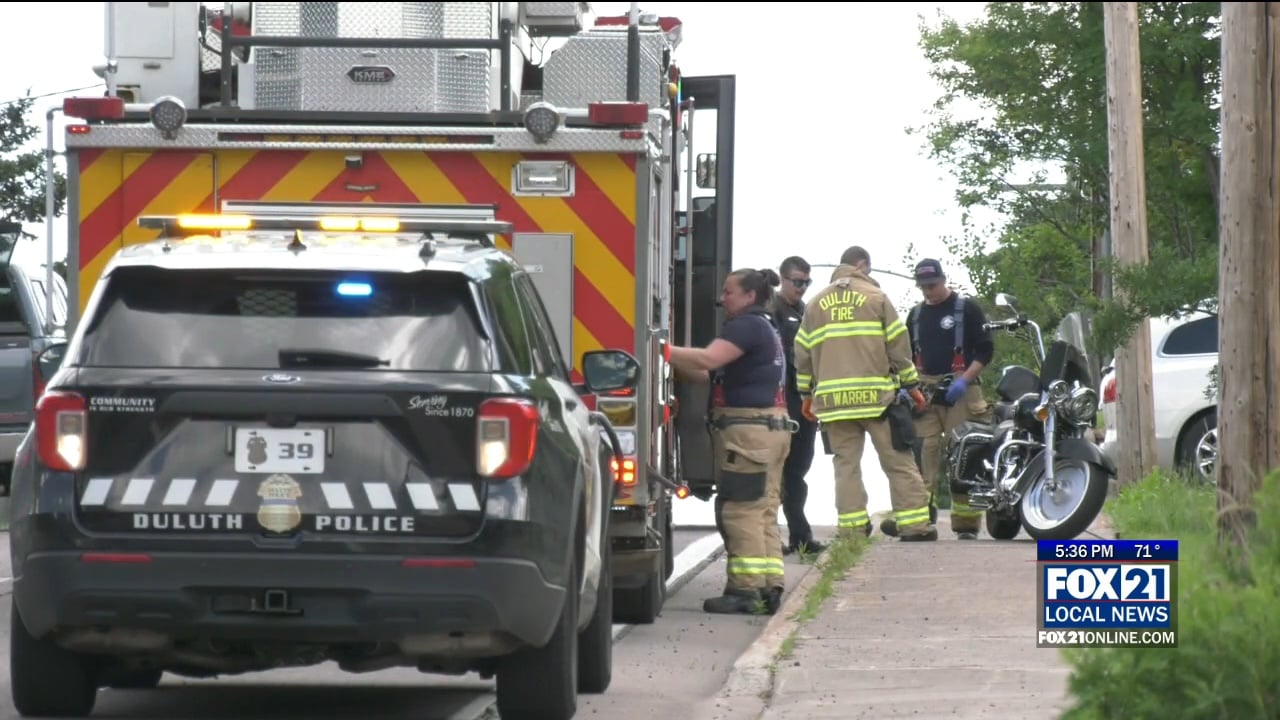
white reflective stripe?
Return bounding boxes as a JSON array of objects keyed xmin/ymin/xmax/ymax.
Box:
[
  {"xmin": 321, "ymin": 483, "xmax": 354, "ymax": 510},
  {"xmin": 162, "ymin": 478, "xmax": 197, "ymax": 506},
  {"xmin": 80, "ymin": 477, "xmax": 114, "ymax": 506},
  {"xmin": 205, "ymin": 479, "xmax": 239, "ymax": 506},
  {"xmin": 448, "ymin": 483, "xmax": 480, "ymax": 512},
  {"xmin": 120, "ymin": 478, "xmax": 154, "ymax": 506},
  {"xmin": 406, "ymin": 483, "xmax": 439, "ymax": 511},
  {"xmin": 362, "ymin": 482, "xmax": 397, "ymax": 510}
]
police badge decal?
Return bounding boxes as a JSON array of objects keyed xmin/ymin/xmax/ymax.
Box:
[{"xmin": 257, "ymin": 474, "xmax": 303, "ymax": 534}]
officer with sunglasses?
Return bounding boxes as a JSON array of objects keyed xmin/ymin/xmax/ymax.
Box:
[{"xmin": 768, "ymin": 256, "xmax": 825, "ymax": 557}]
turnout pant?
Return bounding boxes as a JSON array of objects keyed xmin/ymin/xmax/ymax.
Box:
[
  {"xmin": 826, "ymin": 415, "xmax": 933, "ymax": 537},
  {"xmin": 782, "ymin": 391, "xmax": 818, "ymax": 546},
  {"xmin": 711, "ymin": 406, "xmax": 792, "ymax": 592},
  {"xmin": 915, "ymin": 374, "xmax": 992, "ymax": 533}
]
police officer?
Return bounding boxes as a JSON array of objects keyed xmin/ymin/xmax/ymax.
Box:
[
  {"xmin": 880, "ymin": 258, "xmax": 995, "ymax": 540},
  {"xmin": 669, "ymin": 268, "xmax": 794, "ymax": 615},
  {"xmin": 794, "ymin": 246, "xmax": 938, "ymax": 542},
  {"xmin": 768, "ymin": 255, "xmax": 825, "ymax": 556}
]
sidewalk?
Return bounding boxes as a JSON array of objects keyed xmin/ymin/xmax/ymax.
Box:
[{"xmin": 706, "ymin": 511, "xmax": 1117, "ymax": 720}]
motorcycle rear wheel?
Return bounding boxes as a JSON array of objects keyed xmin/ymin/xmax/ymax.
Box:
[{"xmin": 1019, "ymin": 458, "xmax": 1109, "ymax": 540}]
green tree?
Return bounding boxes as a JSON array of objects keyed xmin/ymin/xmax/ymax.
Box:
[
  {"xmin": 1, "ymin": 91, "xmax": 67, "ymax": 240},
  {"xmin": 911, "ymin": 2, "xmax": 1222, "ymax": 357}
]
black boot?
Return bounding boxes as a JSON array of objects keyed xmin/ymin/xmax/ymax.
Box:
[
  {"xmin": 880, "ymin": 518, "xmax": 899, "ymax": 537},
  {"xmin": 703, "ymin": 588, "xmax": 765, "ymax": 615},
  {"xmin": 900, "ymin": 526, "xmax": 939, "ymax": 542},
  {"xmin": 764, "ymin": 586, "xmax": 784, "ymax": 615}
]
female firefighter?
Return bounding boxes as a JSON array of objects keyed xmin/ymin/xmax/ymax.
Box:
[{"xmin": 668, "ymin": 268, "xmax": 796, "ymax": 616}]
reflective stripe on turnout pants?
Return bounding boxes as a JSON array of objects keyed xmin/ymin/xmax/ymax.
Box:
[
  {"xmin": 825, "ymin": 414, "xmax": 933, "ymax": 537},
  {"xmin": 711, "ymin": 406, "xmax": 792, "ymax": 592},
  {"xmin": 915, "ymin": 373, "xmax": 992, "ymax": 533}
]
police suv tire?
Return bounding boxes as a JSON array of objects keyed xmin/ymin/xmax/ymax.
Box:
[
  {"xmin": 578, "ymin": 516, "xmax": 614, "ymax": 694},
  {"xmin": 10, "ymin": 600, "xmax": 99, "ymax": 717},
  {"xmin": 100, "ymin": 667, "xmax": 164, "ymax": 690},
  {"xmin": 495, "ymin": 537, "xmax": 580, "ymax": 720},
  {"xmin": 985, "ymin": 508, "xmax": 1021, "ymax": 540}
]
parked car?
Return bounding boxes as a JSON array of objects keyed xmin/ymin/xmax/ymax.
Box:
[
  {"xmin": 1099, "ymin": 311, "xmax": 1218, "ymax": 482},
  {"xmin": 8, "ymin": 212, "xmax": 625, "ymax": 719},
  {"xmin": 1, "ymin": 223, "xmax": 69, "ymax": 493}
]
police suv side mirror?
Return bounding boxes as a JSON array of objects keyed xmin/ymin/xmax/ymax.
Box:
[
  {"xmin": 36, "ymin": 342, "xmax": 69, "ymax": 383},
  {"xmin": 581, "ymin": 350, "xmax": 641, "ymax": 394}
]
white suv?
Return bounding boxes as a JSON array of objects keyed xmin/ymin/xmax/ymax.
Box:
[{"xmin": 1098, "ymin": 312, "xmax": 1218, "ymax": 482}]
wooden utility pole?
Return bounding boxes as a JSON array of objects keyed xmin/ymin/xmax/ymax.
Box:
[
  {"xmin": 1217, "ymin": 3, "xmax": 1280, "ymax": 546},
  {"xmin": 1102, "ymin": 2, "xmax": 1157, "ymax": 487}
]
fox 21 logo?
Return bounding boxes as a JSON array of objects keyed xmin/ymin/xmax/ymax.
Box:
[{"xmin": 1045, "ymin": 564, "xmax": 1171, "ymax": 602}]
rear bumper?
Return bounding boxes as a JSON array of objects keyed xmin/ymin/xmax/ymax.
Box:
[{"xmin": 14, "ymin": 550, "xmax": 565, "ymax": 650}]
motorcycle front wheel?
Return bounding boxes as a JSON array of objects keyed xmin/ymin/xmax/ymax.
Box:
[{"xmin": 1019, "ymin": 458, "xmax": 1110, "ymax": 540}]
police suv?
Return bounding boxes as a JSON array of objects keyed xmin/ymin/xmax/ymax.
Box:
[{"xmin": 8, "ymin": 208, "xmax": 630, "ymax": 720}]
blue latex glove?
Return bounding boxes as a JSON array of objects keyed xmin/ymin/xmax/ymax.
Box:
[
  {"xmin": 945, "ymin": 376, "xmax": 968, "ymax": 405},
  {"xmin": 896, "ymin": 389, "xmax": 911, "ymax": 405}
]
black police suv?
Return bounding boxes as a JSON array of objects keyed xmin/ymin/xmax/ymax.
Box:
[{"xmin": 7, "ymin": 212, "xmax": 637, "ymax": 720}]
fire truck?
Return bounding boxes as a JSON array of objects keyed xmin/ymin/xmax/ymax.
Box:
[{"xmin": 51, "ymin": 1, "xmax": 736, "ymax": 625}]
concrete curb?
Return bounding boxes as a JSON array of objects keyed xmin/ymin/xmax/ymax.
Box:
[{"xmin": 712, "ymin": 543, "xmax": 839, "ymax": 707}]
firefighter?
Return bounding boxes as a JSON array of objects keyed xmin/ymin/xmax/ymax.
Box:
[
  {"xmin": 880, "ymin": 258, "xmax": 995, "ymax": 541},
  {"xmin": 794, "ymin": 246, "xmax": 938, "ymax": 542},
  {"xmin": 668, "ymin": 268, "xmax": 795, "ymax": 615},
  {"xmin": 768, "ymin": 255, "xmax": 825, "ymax": 557}
]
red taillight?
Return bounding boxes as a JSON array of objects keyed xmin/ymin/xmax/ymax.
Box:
[
  {"xmin": 62, "ymin": 97, "xmax": 125, "ymax": 121},
  {"xmin": 36, "ymin": 391, "xmax": 88, "ymax": 472},
  {"xmin": 81, "ymin": 553, "xmax": 151, "ymax": 564},
  {"xmin": 611, "ymin": 456, "xmax": 637, "ymax": 486},
  {"xmin": 477, "ymin": 398, "xmax": 540, "ymax": 479},
  {"xmin": 588, "ymin": 102, "xmax": 649, "ymax": 126},
  {"xmin": 1103, "ymin": 377, "xmax": 1116, "ymax": 404}
]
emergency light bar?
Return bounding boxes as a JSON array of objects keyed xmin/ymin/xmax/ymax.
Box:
[{"xmin": 137, "ymin": 213, "xmax": 513, "ymax": 237}]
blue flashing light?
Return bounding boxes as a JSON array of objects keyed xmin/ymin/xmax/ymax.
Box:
[{"xmin": 336, "ymin": 281, "xmax": 373, "ymax": 297}]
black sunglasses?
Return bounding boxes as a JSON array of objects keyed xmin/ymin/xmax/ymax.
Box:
[{"xmin": 789, "ymin": 278, "xmax": 811, "ymax": 288}]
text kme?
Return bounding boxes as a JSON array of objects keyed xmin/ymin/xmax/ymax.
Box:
[{"xmin": 1044, "ymin": 564, "xmax": 1171, "ymax": 602}]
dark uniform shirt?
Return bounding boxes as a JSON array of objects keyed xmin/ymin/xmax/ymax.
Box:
[
  {"xmin": 711, "ymin": 310, "xmax": 787, "ymax": 409},
  {"xmin": 906, "ymin": 291, "xmax": 996, "ymax": 376},
  {"xmin": 768, "ymin": 295, "xmax": 805, "ymax": 398}
]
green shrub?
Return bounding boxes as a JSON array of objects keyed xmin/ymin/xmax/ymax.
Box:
[{"xmin": 1058, "ymin": 469, "xmax": 1280, "ymax": 720}]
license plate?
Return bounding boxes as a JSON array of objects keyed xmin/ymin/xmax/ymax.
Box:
[{"xmin": 234, "ymin": 428, "xmax": 325, "ymax": 474}]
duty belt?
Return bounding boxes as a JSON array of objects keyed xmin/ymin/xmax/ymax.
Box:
[{"xmin": 710, "ymin": 415, "xmax": 799, "ymax": 433}]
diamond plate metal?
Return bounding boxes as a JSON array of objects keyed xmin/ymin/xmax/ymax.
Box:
[
  {"xmin": 67, "ymin": 124, "xmax": 652, "ymax": 154},
  {"xmin": 249, "ymin": 2, "xmax": 494, "ymax": 113},
  {"xmin": 542, "ymin": 27, "xmax": 668, "ymax": 110}
]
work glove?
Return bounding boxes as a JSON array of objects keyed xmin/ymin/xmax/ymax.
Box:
[
  {"xmin": 945, "ymin": 376, "xmax": 969, "ymax": 405},
  {"xmin": 801, "ymin": 397, "xmax": 817, "ymax": 422}
]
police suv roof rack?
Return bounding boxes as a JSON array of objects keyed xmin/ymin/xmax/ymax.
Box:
[{"xmin": 137, "ymin": 214, "xmax": 513, "ymax": 239}]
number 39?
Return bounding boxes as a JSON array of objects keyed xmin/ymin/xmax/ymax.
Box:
[{"xmin": 278, "ymin": 442, "xmax": 315, "ymax": 460}]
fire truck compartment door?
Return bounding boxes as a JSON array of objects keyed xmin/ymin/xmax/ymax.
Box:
[{"xmin": 512, "ymin": 233, "xmax": 574, "ymax": 365}]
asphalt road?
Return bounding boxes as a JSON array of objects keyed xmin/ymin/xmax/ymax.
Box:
[{"xmin": 0, "ymin": 526, "xmax": 813, "ymax": 720}]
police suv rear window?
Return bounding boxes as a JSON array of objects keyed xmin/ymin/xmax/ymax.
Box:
[{"xmin": 77, "ymin": 267, "xmax": 490, "ymax": 372}]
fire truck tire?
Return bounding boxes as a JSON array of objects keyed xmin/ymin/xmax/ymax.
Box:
[
  {"xmin": 10, "ymin": 600, "xmax": 99, "ymax": 717},
  {"xmin": 613, "ymin": 572, "xmax": 663, "ymax": 625},
  {"xmin": 663, "ymin": 499, "xmax": 675, "ymax": 580},
  {"xmin": 495, "ymin": 525, "xmax": 581, "ymax": 720}
]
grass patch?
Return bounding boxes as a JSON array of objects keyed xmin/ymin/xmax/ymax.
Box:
[
  {"xmin": 1059, "ymin": 468, "xmax": 1280, "ymax": 720},
  {"xmin": 774, "ymin": 532, "xmax": 872, "ymax": 660}
]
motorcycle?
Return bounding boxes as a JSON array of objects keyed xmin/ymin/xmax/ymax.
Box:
[{"xmin": 944, "ymin": 293, "xmax": 1116, "ymax": 541}]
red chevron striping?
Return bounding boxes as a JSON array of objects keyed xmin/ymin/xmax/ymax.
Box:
[
  {"xmin": 572, "ymin": 270, "xmax": 633, "ymax": 350},
  {"xmin": 76, "ymin": 148, "xmax": 107, "ymax": 173},
  {"xmin": 430, "ymin": 153, "xmax": 541, "ymax": 234},
  {"xmin": 312, "ymin": 151, "xmax": 419, "ymax": 203},
  {"xmin": 78, "ymin": 152, "xmax": 205, "ymax": 268},
  {"xmin": 558, "ymin": 158, "xmax": 636, "ymax": 275},
  {"xmin": 195, "ymin": 150, "xmax": 310, "ymax": 212},
  {"xmin": 618, "ymin": 153, "xmax": 637, "ymax": 172}
]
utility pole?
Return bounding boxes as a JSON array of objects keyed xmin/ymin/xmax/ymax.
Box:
[
  {"xmin": 1102, "ymin": 2, "xmax": 1157, "ymax": 487},
  {"xmin": 1217, "ymin": 3, "xmax": 1280, "ymax": 546}
]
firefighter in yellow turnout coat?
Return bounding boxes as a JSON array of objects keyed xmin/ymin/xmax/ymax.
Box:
[
  {"xmin": 669, "ymin": 268, "xmax": 794, "ymax": 615},
  {"xmin": 794, "ymin": 247, "xmax": 939, "ymax": 541}
]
